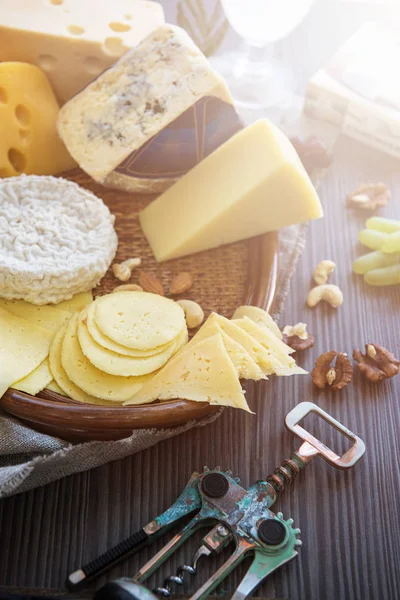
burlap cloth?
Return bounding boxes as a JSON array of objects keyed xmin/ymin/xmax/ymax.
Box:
[{"xmin": 0, "ymin": 108, "xmax": 337, "ymax": 499}]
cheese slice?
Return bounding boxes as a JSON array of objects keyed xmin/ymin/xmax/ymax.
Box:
[
  {"xmin": 46, "ymin": 380, "xmax": 67, "ymax": 396},
  {"xmin": 232, "ymin": 306, "xmax": 283, "ymax": 340},
  {"xmin": 56, "ymin": 292, "xmax": 93, "ymax": 313},
  {"xmin": 0, "ymin": 306, "xmax": 52, "ymax": 397},
  {"xmin": 58, "ymin": 24, "xmax": 241, "ymax": 194},
  {"xmin": 49, "ymin": 324, "xmax": 117, "ymax": 405},
  {"xmin": 0, "ymin": 298, "xmax": 71, "ymax": 334},
  {"xmin": 140, "ymin": 119, "xmax": 323, "ymax": 261},
  {"xmin": 0, "ymin": 0, "xmax": 165, "ymax": 104},
  {"xmin": 191, "ymin": 322, "xmax": 266, "ymax": 381},
  {"xmin": 125, "ymin": 334, "xmax": 251, "ymax": 412},
  {"xmin": 61, "ymin": 314, "xmax": 155, "ymax": 402},
  {"xmin": 13, "ymin": 358, "xmax": 52, "ymax": 396}
]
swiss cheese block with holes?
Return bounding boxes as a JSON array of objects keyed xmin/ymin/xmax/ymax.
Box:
[
  {"xmin": 139, "ymin": 119, "xmax": 323, "ymax": 261},
  {"xmin": 93, "ymin": 292, "xmax": 186, "ymax": 351},
  {"xmin": 0, "ymin": 0, "xmax": 165, "ymax": 104},
  {"xmin": 0, "ymin": 62, "xmax": 75, "ymax": 177},
  {"xmin": 58, "ymin": 24, "xmax": 242, "ymax": 194},
  {"xmin": 124, "ymin": 333, "xmax": 252, "ymax": 412},
  {"xmin": 77, "ymin": 306, "xmax": 188, "ymax": 377}
]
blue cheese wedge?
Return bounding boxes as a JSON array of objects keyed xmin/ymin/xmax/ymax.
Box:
[{"xmin": 58, "ymin": 24, "xmax": 240, "ymax": 194}]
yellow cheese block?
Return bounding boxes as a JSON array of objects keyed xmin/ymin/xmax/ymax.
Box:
[
  {"xmin": 56, "ymin": 292, "xmax": 93, "ymax": 313},
  {"xmin": 61, "ymin": 314, "xmax": 155, "ymax": 402},
  {"xmin": 77, "ymin": 307, "xmax": 188, "ymax": 376},
  {"xmin": 0, "ymin": 306, "xmax": 52, "ymax": 397},
  {"xmin": 0, "ymin": 62, "xmax": 75, "ymax": 177},
  {"xmin": 125, "ymin": 334, "xmax": 251, "ymax": 412},
  {"xmin": 13, "ymin": 358, "xmax": 52, "ymax": 396},
  {"xmin": 0, "ymin": 0, "xmax": 165, "ymax": 104},
  {"xmin": 232, "ymin": 306, "xmax": 283, "ymax": 340},
  {"xmin": 140, "ymin": 119, "xmax": 323, "ymax": 261},
  {"xmin": 49, "ymin": 324, "xmax": 116, "ymax": 405},
  {"xmin": 0, "ymin": 298, "xmax": 71, "ymax": 334},
  {"xmin": 191, "ymin": 322, "xmax": 266, "ymax": 381}
]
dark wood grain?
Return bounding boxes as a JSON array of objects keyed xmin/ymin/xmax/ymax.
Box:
[{"xmin": 1, "ymin": 2, "xmax": 400, "ymax": 599}]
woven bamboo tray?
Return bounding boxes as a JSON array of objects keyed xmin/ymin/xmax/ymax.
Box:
[{"xmin": 1, "ymin": 169, "xmax": 279, "ymax": 442}]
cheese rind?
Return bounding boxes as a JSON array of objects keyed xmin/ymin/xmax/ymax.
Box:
[
  {"xmin": 0, "ymin": 0, "xmax": 165, "ymax": 104},
  {"xmin": 58, "ymin": 24, "xmax": 236, "ymax": 193},
  {"xmin": 140, "ymin": 119, "xmax": 323, "ymax": 261}
]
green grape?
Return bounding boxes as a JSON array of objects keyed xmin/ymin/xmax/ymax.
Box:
[
  {"xmin": 366, "ymin": 216, "xmax": 400, "ymax": 234},
  {"xmin": 352, "ymin": 251, "xmax": 400, "ymax": 275},
  {"xmin": 381, "ymin": 231, "xmax": 400, "ymax": 253},
  {"xmin": 358, "ymin": 229, "xmax": 389, "ymax": 250},
  {"xmin": 364, "ymin": 264, "xmax": 400, "ymax": 286}
]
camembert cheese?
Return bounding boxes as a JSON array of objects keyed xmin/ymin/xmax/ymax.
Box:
[
  {"xmin": 140, "ymin": 119, "xmax": 323, "ymax": 261},
  {"xmin": 58, "ymin": 24, "xmax": 241, "ymax": 194},
  {"xmin": 0, "ymin": 0, "xmax": 164, "ymax": 104}
]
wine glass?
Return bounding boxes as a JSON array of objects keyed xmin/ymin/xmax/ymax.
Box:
[{"xmin": 211, "ymin": 0, "xmax": 317, "ymax": 113}]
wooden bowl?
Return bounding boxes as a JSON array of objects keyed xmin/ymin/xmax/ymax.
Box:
[{"xmin": 0, "ymin": 169, "xmax": 279, "ymax": 442}]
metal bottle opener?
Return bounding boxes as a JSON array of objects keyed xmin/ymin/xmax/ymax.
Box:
[{"xmin": 67, "ymin": 402, "xmax": 365, "ymax": 600}]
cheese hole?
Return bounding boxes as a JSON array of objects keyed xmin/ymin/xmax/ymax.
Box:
[
  {"xmin": 103, "ymin": 37, "xmax": 126, "ymax": 57},
  {"xmin": 19, "ymin": 130, "xmax": 31, "ymax": 146},
  {"xmin": 15, "ymin": 105, "xmax": 31, "ymax": 127},
  {"xmin": 38, "ymin": 54, "xmax": 57, "ymax": 71},
  {"xmin": 84, "ymin": 56, "xmax": 106, "ymax": 75},
  {"xmin": 0, "ymin": 87, "xmax": 7, "ymax": 104},
  {"xmin": 8, "ymin": 148, "xmax": 26, "ymax": 173},
  {"xmin": 49, "ymin": 0, "xmax": 63, "ymax": 4},
  {"xmin": 124, "ymin": 13, "xmax": 132, "ymax": 20},
  {"xmin": 67, "ymin": 25, "xmax": 85, "ymax": 36},
  {"xmin": 109, "ymin": 22, "xmax": 131, "ymax": 32}
]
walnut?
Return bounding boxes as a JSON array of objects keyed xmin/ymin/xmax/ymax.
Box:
[
  {"xmin": 346, "ymin": 183, "xmax": 390, "ymax": 211},
  {"xmin": 312, "ymin": 351, "xmax": 353, "ymax": 391},
  {"xmin": 282, "ymin": 323, "xmax": 315, "ymax": 351},
  {"xmin": 353, "ymin": 344, "xmax": 400, "ymax": 382}
]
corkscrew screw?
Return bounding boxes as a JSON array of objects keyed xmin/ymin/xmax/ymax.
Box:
[{"xmin": 66, "ymin": 402, "xmax": 365, "ymax": 600}]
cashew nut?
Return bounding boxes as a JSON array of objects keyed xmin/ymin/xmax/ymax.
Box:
[
  {"xmin": 113, "ymin": 284, "xmax": 143, "ymax": 293},
  {"xmin": 282, "ymin": 322, "xmax": 309, "ymax": 340},
  {"xmin": 177, "ymin": 299, "xmax": 204, "ymax": 329},
  {"xmin": 307, "ymin": 284, "xmax": 343, "ymax": 308},
  {"xmin": 313, "ymin": 260, "xmax": 336, "ymax": 285},
  {"xmin": 112, "ymin": 257, "xmax": 142, "ymax": 282}
]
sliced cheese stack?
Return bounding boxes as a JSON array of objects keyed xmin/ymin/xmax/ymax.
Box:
[
  {"xmin": 0, "ymin": 292, "xmax": 93, "ymax": 396},
  {"xmin": 140, "ymin": 119, "xmax": 323, "ymax": 262},
  {"xmin": 58, "ymin": 24, "xmax": 242, "ymax": 194},
  {"xmin": 125, "ymin": 308, "xmax": 306, "ymax": 411},
  {"xmin": 49, "ymin": 292, "xmax": 188, "ymax": 403},
  {"xmin": 0, "ymin": 0, "xmax": 165, "ymax": 104}
]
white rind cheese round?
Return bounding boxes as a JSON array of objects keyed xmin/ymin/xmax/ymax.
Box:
[{"xmin": 0, "ymin": 175, "xmax": 117, "ymax": 305}]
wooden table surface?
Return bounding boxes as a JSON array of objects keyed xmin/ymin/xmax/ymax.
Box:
[{"xmin": 1, "ymin": 2, "xmax": 400, "ymax": 599}]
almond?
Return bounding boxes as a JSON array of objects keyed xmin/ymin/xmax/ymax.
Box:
[
  {"xmin": 138, "ymin": 271, "xmax": 164, "ymax": 296},
  {"xmin": 169, "ymin": 272, "xmax": 193, "ymax": 296}
]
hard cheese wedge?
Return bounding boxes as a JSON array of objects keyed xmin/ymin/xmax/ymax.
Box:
[
  {"xmin": 140, "ymin": 119, "xmax": 323, "ymax": 261},
  {"xmin": 0, "ymin": 62, "xmax": 75, "ymax": 177},
  {"xmin": 0, "ymin": 306, "xmax": 52, "ymax": 397},
  {"xmin": 58, "ymin": 24, "xmax": 241, "ymax": 194},
  {"xmin": 232, "ymin": 306, "xmax": 283, "ymax": 340},
  {"xmin": 0, "ymin": 0, "xmax": 165, "ymax": 104},
  {"xmin": 191, "ymin": 322, "xmax": 266, "ymax": 381},
  {"xmin": 125, "ymin": 334, "xmax": 251, "ymax": 412},
  {"xmin": 13, "ymin": 358, "xmax": 52, "ymax": 395}
]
